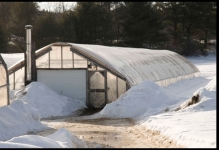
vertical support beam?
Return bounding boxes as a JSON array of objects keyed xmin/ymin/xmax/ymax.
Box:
[
  {"xmin": 13, "ymin": 73, "xmax": 15, "ymax": 90},
  {"xmin": 61, "ymin": 46, "xmax": 63, "ymax": 68},
  {"xmin": 6, "ymin": 67, "xmax": 10, "ymax": 105},
  {"xmin": 72, "ymin": 53, "xmax": 74, "ymax": 68},
  {"xmin": 86, "ymin": 69, "xmax": 89, "ymax": 107},
  {"xmin": 116, "ymin": 76, "xmax": 118, "ymax": 98},
  {"xmin": 48, "ymin": 51, "xmax": 50, "ymax": 68},
  {"xmin": 104, "ymin": 70, "xmax": 107, "ymax": 104}
]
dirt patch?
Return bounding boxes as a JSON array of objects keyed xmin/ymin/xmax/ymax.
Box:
[{"xmin": 30, "ymin": 110, "xmax": 185, "ymax": 148}]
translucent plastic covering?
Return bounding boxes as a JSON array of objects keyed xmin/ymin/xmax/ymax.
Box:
[
  {"xmin": 88, "ymin": 71, "xmax": 106, "ymax": 108},
  {"xmin": 107, "ymin": 72, "xmax": 117, "ymax": 103},
  {"xmin": 0, "ymin": 55, "xmax": 9, "ymax": 106},
  {"xmin": 0, "ymin": 86, "xmax": 8, "ymax": 106},
  {"xmin": 90, "ymin": 72, "xmax": 104, "ymax": 89},
  {"xmin": 74, "ymin": 53, "xmax": 87, "ymax": 68},
  {"xmin": 9, "ymin": 73, "xmax": 14, "ymax": 90},
  {"xmin": 118, "ymin": 77, "xmax": 126, "ymax": 97},
  {"xmin": 90, "ymin": 92, "xmax": 105, "ymax": 108},
  {"xmin": 14, "ymin": 67, "xmax": 25, "ymax": 90},
  {"xmin": 62, "ymin": 46, "xmax": 73, "ymax": 68},
  {"xmin": 36, "ymin": 53, "xmax": 49, "ymax": 68},
  {"xmin": 9, "ymin": 69, "xmax": 25, "ymax": 90},
  {"xmin": 70, "ymin": 43, "xmax": 200, "ymax": 87},
  {"xmin": 0, "ymin": 65, "xmax": 6, "ymax": 87},
  {"xmin": 50, "ymin": 46, "xmax": 61, "ymax": 68}
]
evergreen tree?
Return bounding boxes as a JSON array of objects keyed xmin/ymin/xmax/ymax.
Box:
[
  {"xmin": 197, "ymin": 2, "xmax": 216, "ymax": 50},
  {"xmin": 0, "ymin": 24, "xmax": 8, "ymax": 53},
  {"xmin": 123, "ymin": 2, "xmax": 166, "ymax": 48},
  {"xmin": 58, "ymin": 10, "xmax": 77, "ymax": 42},
  {"xmin": 34, "ymin": 12, "xmax": 59, "ymax": 49},
  {"xmin": 157, "ymin": 2, "xmax": 183, "ymax": 52},
  {"xmin": 9, "ymin": 2, "xmax": 39, "ymax": 38},
  {"xmin": 74, "ymin": 2, "xmax": 113, "ymax": 45},
  {"xmin": 111, "ymin": 2, "xmax": 126, "ymax": 45}
]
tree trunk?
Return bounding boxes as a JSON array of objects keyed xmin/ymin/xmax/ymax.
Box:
[
  {"xmin": 173, "ymin": 22, "xmax": 178, "ymax": 47},
  {"xmin": 204, "ymin": 29, "xmax": 208, "ymax": 49}
]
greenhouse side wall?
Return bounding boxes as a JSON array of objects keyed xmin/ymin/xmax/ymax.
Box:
[{"xmin": 0, "ymin": 55, "xmax": 9, "ymax": 107}]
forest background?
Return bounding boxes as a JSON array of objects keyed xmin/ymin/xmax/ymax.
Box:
[{"xmin": 0, "ymin": 2, "xmax": 216, "ymax": 56}]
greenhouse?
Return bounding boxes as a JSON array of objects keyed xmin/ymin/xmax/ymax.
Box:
[
  {"xmin": 0, "ymin": 54, "xmax": 9, "ymax": 107},
  {"xmin": 8, "ymin": 42, "xmax": 200, "ymax": 108}
]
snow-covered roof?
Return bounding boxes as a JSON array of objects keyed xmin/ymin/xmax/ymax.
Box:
[
  {"xmin": 69, "ymin": 43, "xmax": 200, "ymax": 87},
  {"xmin": 7, "ymin": 42, "xmax": 200, "ymax": 87}
]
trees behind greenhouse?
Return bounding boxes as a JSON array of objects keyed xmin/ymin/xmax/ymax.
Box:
[{"xmin": 0, "ymin": 2, "xmax": 216, "ymax": 56}]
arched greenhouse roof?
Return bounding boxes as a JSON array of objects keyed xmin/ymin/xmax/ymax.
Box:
[
  {"xmin": 8, "ymin": 42, "xmax": 200, "ymax": 87},
  {"xmin": 69, "ymin": 43, "xmax": 200, "ymax": 87}
]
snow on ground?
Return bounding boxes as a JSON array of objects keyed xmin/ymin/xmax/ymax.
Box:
[
  {"xmin": 0, "ymin": 52, "xmax": 216, "ymax": 148},
  {"xmin": 93, "ymin": 52, "xmax": 216, "ymax": 148},
  {"xmin": 11, "ymin": 82, "xmax": 87, "ymax": 118},
  {"xmin": 94, "ymin": 80, "xmax": 184, "ymax": 119},
  {"xmin": 0, "ymin": 100, "xmax": 46, "ymax": 141},
  {"xmin": 0, "ymin": 81, "xmax": 87, "ymax": 147},
  {"xmin": 0, "ymin": 128, "xmax": 87, "ymax": 148}
]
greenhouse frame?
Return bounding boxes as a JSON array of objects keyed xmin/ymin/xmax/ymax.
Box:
[
  {"xmin": 0, "ymin": 54, "xmax": 9, "ymax": 107},
  {"xmin": 8, "ymin": 42, "xmax": 200, "ymax": 108}
]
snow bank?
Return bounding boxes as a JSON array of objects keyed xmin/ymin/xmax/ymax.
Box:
[
  {"xmin": 11, "ymin": 82, "xmax": 87, "ymax": 118},
  {"xmin": 140, "ymin": 77, "xmax": 216, "ymax": 148},
  {"xmin": 0, "ymin": 100, "xmax": 47, "ymax": 141},
  {"xmin": 0, "ymin": 128, "xmax": 87, "ymax": 148},
  {"xmin": 96, "ymin": 80, "xmax": 183, "ymax": 118}
]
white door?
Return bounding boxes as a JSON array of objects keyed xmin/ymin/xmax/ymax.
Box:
[{"xmin": 37, "ymin": 70, "xmax": 86, "ymax": 102}]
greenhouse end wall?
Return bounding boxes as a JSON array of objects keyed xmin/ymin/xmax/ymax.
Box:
[{"xmin": 8, "ymin": 44, "xmax": 127, "ymax": 108}]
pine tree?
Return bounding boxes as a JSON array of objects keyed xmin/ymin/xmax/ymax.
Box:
[
  {"xmin": 0, "ymin": 24, "xmax": 8, "ymax": 53},
  {"xmin": 123, "ymin": 2, "xmax": 166, "ymax": 48}
]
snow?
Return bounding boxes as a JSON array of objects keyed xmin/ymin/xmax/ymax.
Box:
[
  {"xmin": 11, "ymin": 82, "xmax": 86, "ymax": 118},
  {"xmin": 0, "ymin": 52, "xmax": 216, "ymax": 148}
]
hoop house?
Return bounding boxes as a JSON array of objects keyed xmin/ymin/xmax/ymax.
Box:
[{"xmin": 7, "ymin": 42, "xmax": 200, "ymax": 108}]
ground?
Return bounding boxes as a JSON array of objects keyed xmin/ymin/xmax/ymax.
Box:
[{"xmin": 28, "ymin": 108, "xmax": 185, "ymax": 148}]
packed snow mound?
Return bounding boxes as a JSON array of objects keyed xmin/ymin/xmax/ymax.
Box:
[
  {"xmin": 46, "ymin": 128, "xmax": 88, "ymax": 148},
  {"xmin": 140, "ymin": 77, "xmax": 216, "ymax": 148},
  {"xmin": 12, "ymin": 82, "xmax": 87, "ymax": 118},
  {"xmin": 0, "ymin": 128, "xmax": 87, "ymax": 148},
  {"xmin": 97, "ymin": 80, "xmax": 182, "ymax": 119},
  {"xmin": 0, "ymin": 100, "xmax": 47, "ymax": 141},
  {"xmin": 178, "ymin": 77, "xmax": 216, "ymax": 112}
]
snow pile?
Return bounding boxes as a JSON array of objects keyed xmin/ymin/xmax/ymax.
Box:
[
  {"xmin": 0, "ymin": 81, "xmax": 89, "ymax": 148},
  {"xmin": 0, "ymin": 128, "xmax": 87, "ymax": 148},
  {"xmin": 11, "ymin": 82, "xmax": 87, "ymax": 118},
  {"xmin": 96, "ymin": 80, "xmax": 183, "ymax": 119},
  {"xmin": 0, "ymin": 100, "xmax": 47, "ymax": 141},
  {"xmin": 139, "ymin": 77, "xmax": 216, "ymax": 148},
  {"xmin": 179, "ymin": 77, "xmax": 216, "ymax": 112}
]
